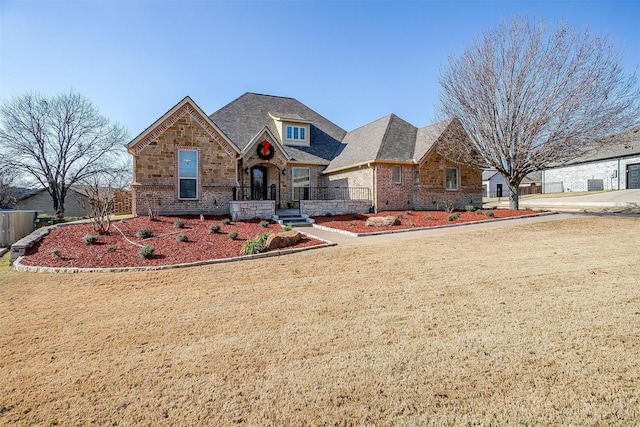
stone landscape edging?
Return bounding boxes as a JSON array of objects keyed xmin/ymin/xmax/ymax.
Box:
[
  {"xmin": 12, "ymin": 230, "xmax": 336, "ymax": 274},
  {"xmin": 312, "ymin": 211, "xmax": 558, "ymax": 237}
]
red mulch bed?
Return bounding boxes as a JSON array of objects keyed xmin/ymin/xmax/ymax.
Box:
[
  {"xmin": 313, "ymin": 209, "xmax": 538, "ymax": 234},
  {"xmin": 19, "ymin": 215, "xmax": 324, "ymax": 269}
]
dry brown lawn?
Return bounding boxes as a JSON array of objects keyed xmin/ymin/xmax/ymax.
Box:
[{"xmin": 1, "ymin": 215, "xmax": 639, "ymax": 426}]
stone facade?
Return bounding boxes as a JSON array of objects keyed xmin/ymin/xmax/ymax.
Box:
[
  {"xmin": 130, "ymin": 103, "xmax": 239, "ymax": 216},
  {"xmin": 301, "ymin": 200, "xmax": 372, "ymax": 217},
  {"xmin": 230, "ymin": 201, "xmax": 275, "ymax": 221}
]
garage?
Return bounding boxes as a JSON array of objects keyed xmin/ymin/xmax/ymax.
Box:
[{"xmin": 628, "ymin": 163, "xmax": 640, "ymax": 189}]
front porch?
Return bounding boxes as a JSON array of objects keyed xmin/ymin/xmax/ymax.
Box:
[{"xmin": 229, "ymin": 186, "xmax": 373, "ymax": 221}]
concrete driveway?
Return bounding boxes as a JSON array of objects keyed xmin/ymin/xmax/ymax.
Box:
[{"xmin": 485, "ymin": 189, "xmax": 640, "ymax": 212}]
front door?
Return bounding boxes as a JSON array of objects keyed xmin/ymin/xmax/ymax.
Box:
[
  {"xmin": 251, "ymin": 166, "xmax": 268, "ymax": 200},
  {"xmin": 627, "ymin": 163, "xmax": 640, "ymax": 189},
  {"xmin": 496, "ymin": 183, "xmax": 503, "ymax": 198}
]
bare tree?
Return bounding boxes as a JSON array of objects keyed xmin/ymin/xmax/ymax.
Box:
[
  {"xmin": 0, "ymin": 168, "xmax": 20, "ymax": 208},
  {"xmin": 437, "ymin": 16, "xmax": 640, "ymax": 209},
  {"xmin": 0, "ymin": 90, "xmax": 129, "ymax": 218},
  {"xmin": 76, "ymin": 159, "xmax": 131, "ymax": 235}
]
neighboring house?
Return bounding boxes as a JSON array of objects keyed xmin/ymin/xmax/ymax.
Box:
[
  {"xmin": 483, "ymin": 170, "xmax": 542, "ymax": 198},
  {"xmin": 126, "ymin": 94, "xmax": 483, "ymax": 220},
  {"xmin": 15, "ymin": 188, "xmax": 89, "ymax": 217},
  {"xmin": 542, "ymin": 126, "xmax": 640, "ymax": 192},
  {"xmin": 14, "ymin": 187, "xmax": 132, "ymax": 217}
]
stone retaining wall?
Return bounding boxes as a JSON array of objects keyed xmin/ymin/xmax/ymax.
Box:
[
  {"xmin": 301, "ymin": 200, "xmax": 372, "ymax": 217},
  {"xmin": 230, "ymin": 201, "xmax": 275, "ymax": 221}
]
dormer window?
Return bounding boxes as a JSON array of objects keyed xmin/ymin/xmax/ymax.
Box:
[{"xmin": 286, "ymin": 125, "xmax": 306, "ymax": 141}]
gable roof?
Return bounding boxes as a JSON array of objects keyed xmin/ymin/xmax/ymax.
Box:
[
  {"xmin": 209, "ymin": 93, "xmax": 347, "ymax": 164},
  {"xmin": 126, "ymin": 96, "xmax": 240, "ymax": 157},
  {"xmin": 325, "ymin": 115, "xmax": 457, "ymax": 173}
]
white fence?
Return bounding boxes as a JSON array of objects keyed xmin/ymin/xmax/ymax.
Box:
[{"xmin": 0, "ymin": 210, "xmax": 37, "ymax": 247}]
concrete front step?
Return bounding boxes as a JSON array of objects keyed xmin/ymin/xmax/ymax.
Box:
[{"xmin": 273, "ymin": 213, "xmax": 315, "ymax": 227}]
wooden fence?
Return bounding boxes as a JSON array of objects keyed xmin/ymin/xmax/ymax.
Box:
[{"xmin": 0, "ymin": 210, "xmax": 37, "ymax": 247}]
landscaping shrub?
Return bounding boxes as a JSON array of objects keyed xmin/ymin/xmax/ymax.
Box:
[
  {"xmin": 425, "ymin": 214, "xmax": 434, "ymax": 220},
  {"xmin": 221, "ymin": 218, "xmax": 231, "ymax": 225},
  {"xmin": 325, "ymin": 212, "xmax": 333, "ymax": 217},
  {"xmin": 395, "ymin": 213, "xmax": 403, "ymax": 220},
  {"xmin": 406, "ymin": 210, "xmax": 413, "ymax": 216},
  {"xmin": 260, "ymin": 220, "xmax": 269, "ymax": 228},
  {"xmin": 51, "ymin": 248, "xmax": 62, "ymax": 258},
  {"xmin": 136, "ymin": 228, "xmax": 153, "ymax": 239},
  {"xmin": 485, "ymin": 211, "xmax": 495, "ymax": 217},
  {"xmin": 209, "ymin": 224, "xmax": 220, "ymax": 234},
  {"xmin": 348, "ymin": 221, "xmax": 356, "ymax": 227},
  {"xmin": 476, "ymin": 209, "xmax": 483, "ymax": 215},
  {"xmin": 465, "ymin": 205, "xmax": 475, "ymax": 212},
  {"xmin": 282, "ymin": 224, "xmax": 293, "ymax": 232},
  {"xmin": 176, "ymin": 233, "xmax": 188, "ymax": 242},
  {"xmin": 138, "ymin": 245, "xmax": 154, "ymax": 259},
  {"xmin": 448, "ymin": 212, "xmax": 461, "ymax": 221},
  {"xmin": 173, "ymin": 220, "xmax": 185, "ymax": 228},
  {"xmin": 352, "ymin": 214, "xmax": 360, "ymax": 220},
  {"xmin": 240, "ymin": 232, "xmax": 271, "ymax": 255},
  {"xmin": 83, "ymin": 234, "xmax": 99, "ymax": 245},
  {"xmin": 228, "ymin": 231, "xmax": 238, "ymax": 240}
]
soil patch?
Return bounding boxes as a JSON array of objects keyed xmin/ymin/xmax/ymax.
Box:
[
  {"xmin": 313, "ymin": 209, "xmax": 536, "ymax": 233},
  {"xmin": 18, "ymin": 215, "xmax": 323, "ymax": 269}
]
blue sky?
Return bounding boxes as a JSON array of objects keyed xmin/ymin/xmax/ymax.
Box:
[{"xmin": 1, "ymin": 0, "xmax": 639, "ymax": 138}]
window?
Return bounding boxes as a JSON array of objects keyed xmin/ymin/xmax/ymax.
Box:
[
  {"xmin": 292, "ymin": 167, "xmax": 310, "ymax": 200},
  {"xmin": 445, "ymin": 167, "xmax": 458, "ymax": 190},
  {"xmin": 178, "ymin": 150, "xmax": 198, "ymax": 199},
  {"xmin": 392, "ymin": 166, "xmax": 402, "ymax": 184},
  {"xmin": 286, "ymin": 125, "xmax": 306, "ymax": 141}
]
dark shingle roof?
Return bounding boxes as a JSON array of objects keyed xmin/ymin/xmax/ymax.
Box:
[
  {"xmin": 325, "ymin": 116, "xmax": 455, "ymax": 173},
  {"xmin": 414, "ymin": 119, "xmax": 453, "ymax": 161},
  {"xmin": 209, "ymin": 93, "xmax": 347, "ymax": 164},
  {"xmin": 565, "ymin": 126, "xmax": 640, "ymax": 165}
]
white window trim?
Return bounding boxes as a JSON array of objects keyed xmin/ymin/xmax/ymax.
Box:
[
  {"xmin": 285, "ymin": 125, "xmax": 307, "ymax": 142},
  {"xmin": 392, "ymin": 166, "xmax": 402, "ymax": 184},
  {"xmin": 292, "ymin": 167, "xmax": 310, "ymax": 201},
  {"xmin": 178, "ymin": 149, "xmax": 198, "ymax": 200},
  {"xmin": 445, "ymin": 167, "xmax": 459, "ymax": 191}
]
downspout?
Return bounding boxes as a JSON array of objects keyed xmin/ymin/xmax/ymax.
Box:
[
  {"xmin": 371, "ymin": 163, "xmax": 377, "ymax": 213},
  {"xmin": 618, "ymin": 158, "xmax": 621, "ymax": 190}
]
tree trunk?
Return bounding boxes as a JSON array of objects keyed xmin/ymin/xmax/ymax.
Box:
[{"xmin": 507, "ymin": 181, "xmax": 521, "ymax": 210}]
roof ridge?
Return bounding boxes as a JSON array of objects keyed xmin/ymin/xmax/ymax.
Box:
[
  {"xmin": 377, "ymin": 114, "xmax": 417, "ymax": 160},
  {"xmin": 245, "ymin": 92, "xmax": 296, "ymax": 100}
]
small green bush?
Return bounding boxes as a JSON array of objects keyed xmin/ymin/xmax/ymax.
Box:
[
  {"xmin": 240, "ymin": 232, "xmax": 271, "ymax": 255},
  {"xmin": 395, "ymin": 213, "xmax": 403, "ymax": 220},
  {"xmin": 209, "ymin": 224, "xmax": 220, "ymax": 234},
  {"xmin": 176, "ymin": 233, "xmax": 188, "ymax": 242},
  {"xmin": 228, "ymin": 231, "xmax": 238, "ymax": 240},
  {"xmin": 221, "ymin": 218, "xmax": 231, "ymax": 225},
  {"xmin": 352, "ymin": 213, "xmax": 360, "ymax": 220},
  {"xmin": 51, "ymin": 248, "xmax": 62, "ymax": 258},
  {"xmin": 325, "ymin": 212, "xmax": 333, "ymax": 217},
  {"xmin": 406, "ymin": 210, "xmax": 413, "ymax": 216},
  {"xmin": 448, "ymin": 212, "xmax": 461, "ymax": 221},
  {"xmin": 138, "ymin": 245, "xmax": 154, "ymax": 259},
  {"xmin": 173, "ymin": 220, "xmax": 185, "ymax": 228},
  {"xmin": 485, "ymin": 211, "xmax": 495, "ymax": 217},
  {"xmin": 348, "ymin": 221, "xmax": 356, "ymax": 227},
  {"xmin": 476, "ymin": 209, "xmax": 483, "ymax": 215},
  {"xmin": 282, "ymin": 224, "xmax": 293, "ymax": 232},
  {"xmin": 465, "ymin": 205, "xmax": 475, "ymax": 212},
  {"xmin": 259, "ymin": 220, "xmax": 269, "ymax": 228},
  {"xmin": 83, "ymin": 234, "xmax": 99, "ymax": 245},
  {"xmin": 425, "ymin": 215, "xmax": 434, "ymax": 220},
  {"xmin": 136, "ymin": 228, "xmax": 153, "ymax": 239}
]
